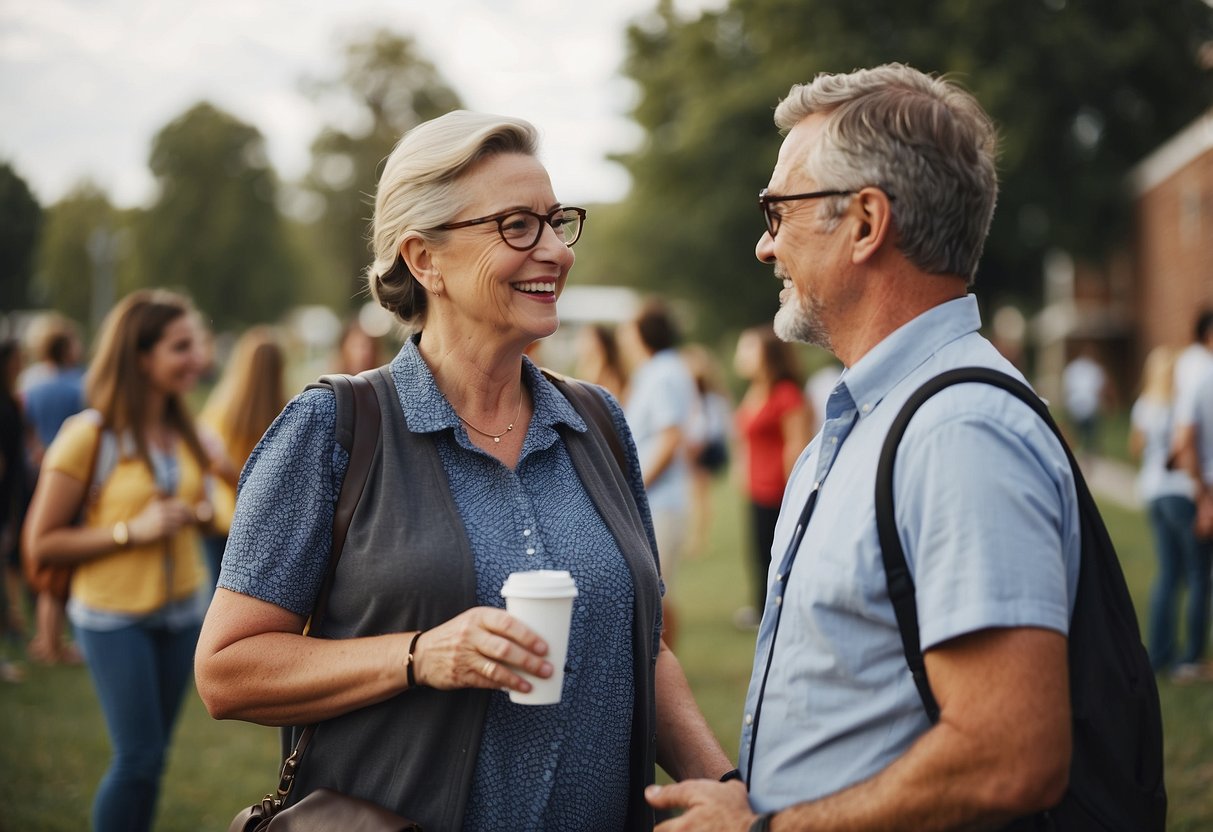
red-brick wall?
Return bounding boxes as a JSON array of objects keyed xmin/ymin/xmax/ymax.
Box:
[{"xmin": 1133, "ymin": 148, "xmax": 1213, "ymax": 374}]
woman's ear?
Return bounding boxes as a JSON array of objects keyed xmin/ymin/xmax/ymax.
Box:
[{"xmin": 400, "ymin": 236, "xmax": 442, "ymax": 295}]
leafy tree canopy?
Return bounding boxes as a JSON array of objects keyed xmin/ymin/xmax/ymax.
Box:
[
  {"xmin": 302, "ymin": 30, "xmax": 462, "ymax": 308},
  {"xmin": 0, "ymin": 162, "xmax": 44, "ymax": 312},
  {"xmin": 595, "ymin": 0, "xmax": 1213, "ymax": 337},
  {"xmin": 34, "ymin": 182, "xmax": 120, "ymax": 332},
  {"xmin": 136, "ymin": 101, "xmax": 297, "ymax": 330}
]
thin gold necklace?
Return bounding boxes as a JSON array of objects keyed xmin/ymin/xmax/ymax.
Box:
[{"xmin": 457, "ymin": 385, "xmax": 524, "ymax": 443}]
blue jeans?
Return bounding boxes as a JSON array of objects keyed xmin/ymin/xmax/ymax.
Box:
[
  {"xmin": 1146, "ymin": 495, "xmax": 1211, "ymax": 669},
  {"xmin": 75, "ymin": 619, "xmax": 201, "ymax": 832}
]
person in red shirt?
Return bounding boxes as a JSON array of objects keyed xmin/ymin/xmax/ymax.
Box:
[{"xmin": 733, "ymin": 325, "xmax": 813, "ymax": 627}]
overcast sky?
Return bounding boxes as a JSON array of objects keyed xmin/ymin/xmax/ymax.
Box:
[{"xmin": 0, "ymin": 0, "xmax": 726, "ymax": 211}]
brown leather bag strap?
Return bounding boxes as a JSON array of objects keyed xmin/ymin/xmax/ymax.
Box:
[
  {"xmin": 278, "ymin": 369, "xmax": 383, "ymax": 795},
  {"xmin": 310, "ymin": 370, "xmax": 382, "ymax": 626}
]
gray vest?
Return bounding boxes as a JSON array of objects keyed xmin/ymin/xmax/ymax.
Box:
[{"xmin": 290, "ymin": 367, "xmax": 660, "ymax": 831}]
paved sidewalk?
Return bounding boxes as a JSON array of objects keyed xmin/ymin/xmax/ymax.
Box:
[{"xmin": 1080, "ymin": 457, "xmax": 1141, "ymax": 512}]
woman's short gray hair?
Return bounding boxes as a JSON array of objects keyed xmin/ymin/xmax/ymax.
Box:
[
  {"xmin": 367, "ymin": 110, "xmax": 540, "ymax": 328},
  {"xmin": 774, "ymin": 63, "xmax": 998, "ymax": 284}
]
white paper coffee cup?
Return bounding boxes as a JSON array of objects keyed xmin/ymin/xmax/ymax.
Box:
[{"xmin": 500, "ymin": 570, "xmax": 578, "ymax": 705}]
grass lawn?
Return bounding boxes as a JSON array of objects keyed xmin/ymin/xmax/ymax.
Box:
[{"xmin": 2, "ymin": 478, "xmax": 1211, "ymax": 829}]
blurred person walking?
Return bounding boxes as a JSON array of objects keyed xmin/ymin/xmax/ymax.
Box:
[
  {"xmin": 732, "ymin": 325, "xmax": 812, "ymax": 628},
  {"xmin": 1131, "ymin": 346, "xmax": 1206, "ymax": 679},
  {"xmin": 619, "ymin": 300, "xmax": 698, "ymax": 648},
  {"xmin": 1061, "ymin": 342, "xmax": 1108, "ymax": 460},
  {"xmin": 197, "ymin": 327, "xmax": 287, "ymax": 589},
  {"xmin": 334, "ymin": 317, "xmax": 386, "ymax": 376},
  {"xmin": 20, "ymin": 314, "xmax": 87, "ymax": 665},
  {"xmin": 683, "ymin": 343, "xmax": 733, "ymax": 559},
  {"xmin": 22, "ymin": 289, "xmax": 219, "ymax": 832},
  {"xmin": 574, "ymin": 322, "xmax": 627, "ymax": 400},
  {"xmin": 0, "ymin": 339, "xmax": 30, "ymax": 682}
]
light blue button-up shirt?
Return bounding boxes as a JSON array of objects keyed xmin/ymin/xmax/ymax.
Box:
[
  {"xmin": 737, "ymin": 295, "xmax": 1081, "ymax": 811},
  {"xmin": 625, "ymin": 348, "xmax": 696, "ymax": 511}
]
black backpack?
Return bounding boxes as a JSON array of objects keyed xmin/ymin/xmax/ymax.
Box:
[{"xmin": 876, "ymin": 367, "xmax": 1166, "ymax": 831}]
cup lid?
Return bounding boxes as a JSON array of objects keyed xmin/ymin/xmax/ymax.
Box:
[{"xmin": 500, "ymin": 570, "xmax": 579, "ymax": 599}]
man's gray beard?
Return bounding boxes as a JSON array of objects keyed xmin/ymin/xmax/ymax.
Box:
[{"xmin": 774, "ymin": 291, "xmax": 831, "ymax": 349}]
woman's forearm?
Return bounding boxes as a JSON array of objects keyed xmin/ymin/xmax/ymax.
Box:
[{"xmin": 654, "ymin": 641, "xmax": 733, "ymax": 781}]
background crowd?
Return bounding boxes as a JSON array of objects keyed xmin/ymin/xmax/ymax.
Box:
[{"xmin": 3, "ymin": 283, "xmax": 1213, "ymax": 822}]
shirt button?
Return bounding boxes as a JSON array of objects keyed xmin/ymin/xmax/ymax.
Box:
[
  {"xmin": 526, "ymin": 548, "xmax": 536, "ymax": 555},
  {"xmin": 523, "ymin": 529, "xmax": 531, "ymax": 537},
  {"xmin": 745, "ymin": 713, "xmax": 753, "ymax": 725},
  {"xmin": 831, "ymin": 436, "xmax": 838, "ymax": 444},
  {"xmin": 775, "ymin": 595, "xmax": 783, "ymax": 607},
  {"xmin": 862, "ymin": 403, "xmax": 871, "ymax": 413}
]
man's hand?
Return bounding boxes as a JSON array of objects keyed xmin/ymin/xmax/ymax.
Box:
[{"xmin": 647, "ymin": 779, "xmax": 756, "ymax": 831}]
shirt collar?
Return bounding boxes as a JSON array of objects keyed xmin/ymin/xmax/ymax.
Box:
[
  {"xmin": 839, "ymin": 294, "xmax": 983, "ymax": 421},
  {"xmin": 388, "ymin": 335, "xmax": 587, "ymax": 435}
]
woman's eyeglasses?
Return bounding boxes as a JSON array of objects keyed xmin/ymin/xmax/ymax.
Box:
[{"xmin": 434, "ymin": 206, "xmax": 587, "ymax": 251}]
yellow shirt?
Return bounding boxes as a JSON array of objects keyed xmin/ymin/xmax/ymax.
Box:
[
  {"xmin": 196, "ymin": 413, "xmax": 255, "ymax": 535},
  {"xmin": 45, "ymin": 414, "xmax": 207, "ymax": 615}
]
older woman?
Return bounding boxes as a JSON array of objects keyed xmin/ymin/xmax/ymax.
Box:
[{"xmin": 195, "ymin": 111, "xmax": 730, "ymax": 831}]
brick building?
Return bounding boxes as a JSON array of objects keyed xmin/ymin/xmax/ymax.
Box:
[{"xmin": 1129, "ymin": 109, "xmax": 1213, "ymax": 377}]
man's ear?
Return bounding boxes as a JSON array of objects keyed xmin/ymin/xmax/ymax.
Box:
[
  {"xmin": 849, "ymin": 187, "xmax": 894, "ymax": 265},
  {"xmin": 399, "ymin": 236, "xmax": 442, "ymax": 294}
]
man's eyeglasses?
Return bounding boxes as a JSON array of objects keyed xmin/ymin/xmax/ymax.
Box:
[
  {"xmin": 434, "ymin": 206, "xmax": 587, "ymax": 251},
  {"xmin": 758, "ymin": 188, "xmax": 853, "ymax": 238}
]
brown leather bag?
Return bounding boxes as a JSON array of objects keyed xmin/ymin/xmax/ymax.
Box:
[
  {"xmin": 228, "ymin": 373, "xmax": 420, "ymax": 832},
  {"xmin": 22, "ymin": 415, "xmax": 107, "ymax": 601},
  {"xmin": 231, "ymin": 788, "xmax": 420, "ymax": 831}
]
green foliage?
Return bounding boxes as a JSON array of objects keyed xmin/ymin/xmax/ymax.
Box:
[
  {"xmin": 135, "ymin": 102, "xmax": 297, "ymax": 330},
  {"xmin": 301, "ymin": 30, "xmax": 462, "ymax": 308},
  {"xmin": 0, "ymin": 162, "xmax": 44, "ymax": 311},
  {"xmin": 593, "ymin": 0, "xmax": 1213, "ymax": 337},
  {"xmin": 33, "ymin": 183, "xmax": 125, "ymax": 332}
]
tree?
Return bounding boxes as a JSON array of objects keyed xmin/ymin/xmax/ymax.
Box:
[
  {"xmin": 301, "ymin": 30, "xmax": 462, "ymax": 308},
  {"xmin": 596, "ymin": 0, "xmax": 1213, "ymax": 337},
  {"xmin": 136, "ymin": 102, "xmax": 296, "ymax": 330},
  {"xmin": 0, "ymin": 162, "xmax": 43, "ymax": 312},
  {"xmin": 34, "ymin": 182, "xmax": 124, "ymax": 332}
]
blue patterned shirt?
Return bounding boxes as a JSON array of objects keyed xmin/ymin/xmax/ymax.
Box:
[{"xmin": 220, "ymin": 338, "xmax": 660, "ymax": 831}]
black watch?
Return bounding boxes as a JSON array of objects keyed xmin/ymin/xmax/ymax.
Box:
[{"xmin": 749, "ymin": 811, "xmax": 776, "ymax": 832}]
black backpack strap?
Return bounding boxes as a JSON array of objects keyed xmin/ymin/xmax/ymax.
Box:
[
  {"xmin": 540, "ymin": 368, "xmax": 628, "ymax": 474},
  {"xmin": 876, "ymin": 367, "xmax": 1069, "ymax": 724}
]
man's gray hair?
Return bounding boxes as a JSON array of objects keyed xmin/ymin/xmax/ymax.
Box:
[{"xmin": 774, "ymin": 63, "xmax": 998, "ymax": 284}]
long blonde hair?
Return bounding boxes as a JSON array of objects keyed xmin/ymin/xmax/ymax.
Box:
[
  {"xmin": 200, "ymin": 326, "xmax": 286, "ymax": 467},
  {"xmin": 1138, "ymin": 346, "xmax": 1177, "ymax": 404},
  {"xmin": 85, "ymin": 289, "xmax": 208, "ymax": 471}
]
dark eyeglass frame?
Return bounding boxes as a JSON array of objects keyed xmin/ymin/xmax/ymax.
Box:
[
  {"xmin": 758, "ymin": 188, "xmax": 853, "ymax": 238},
  {"xmin": 434, "ymin": 206, "xmax": 587, "ymax": 251}
]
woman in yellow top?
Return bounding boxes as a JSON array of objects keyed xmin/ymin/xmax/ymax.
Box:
[
  {"xmin": 23, "ymin": 289, "xmax": 218, "ymax": 832},
  {"xmin": 197, "ymin": 326, "xmax": 286, "ymax": 587}
]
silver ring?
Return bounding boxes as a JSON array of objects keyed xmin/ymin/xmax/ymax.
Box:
[{"xmin": 483, "ymin": 660, "xmax": 495, "ymax": 678}]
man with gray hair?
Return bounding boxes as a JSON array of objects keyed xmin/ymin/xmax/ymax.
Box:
[{"xmin": 647, "ymin": 63, "xmax": 1081, "ymax": 830}]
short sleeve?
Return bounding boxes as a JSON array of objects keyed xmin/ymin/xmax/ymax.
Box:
[
  {"xmin": 770, "ymin": 380, "xmax": 807, "ymax": 418},
  {"xmin": 42, "ymin": 413, "xmax": 100, "ymax": 483},
  {"xmin": 218, "ymin": 388, "xmax": 348, "ymax": 616},
  {"xmin": 896, "ymin": 400, "xmax": 1076, "ymax": 650}
]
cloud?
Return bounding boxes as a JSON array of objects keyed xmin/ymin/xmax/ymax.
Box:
[{"xmin": 0, "ymin": 0, "xmax": 725, "ymax": 208}]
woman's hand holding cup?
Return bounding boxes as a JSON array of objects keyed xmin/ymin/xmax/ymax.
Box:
[{"xmin": 411, "ymin": 606, "xmax": 552, "ymax": 694}]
